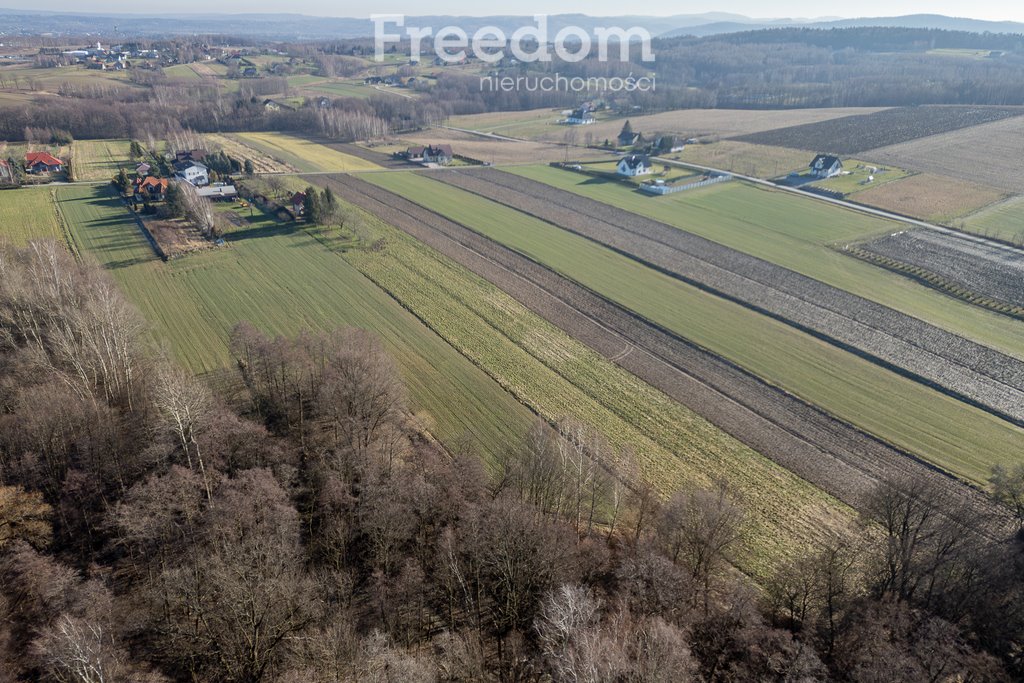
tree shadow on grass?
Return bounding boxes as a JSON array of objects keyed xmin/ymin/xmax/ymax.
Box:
[{"xmin": 225, "ymin": 222, "xmax": 295, "ymax": 242}]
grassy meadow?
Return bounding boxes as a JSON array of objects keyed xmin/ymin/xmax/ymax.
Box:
[
  {"xmin": 71, "ymin": 138, "xmax": 133, "ymax": 182},
  {"xmin": 50, "ymin": 184, "xmax": 532, "ymax": 463},
  {"xmin": 234, "ymin": 132, "xmax": 381, "ymax": 173},
  {"xmin": 0, "ymin": 186, "xmax": 66, "ymax": 245}
]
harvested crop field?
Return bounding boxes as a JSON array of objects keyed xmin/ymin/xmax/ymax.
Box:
[
  {"xmin": 206, "ymin": 133, "xmax": 297, "ymax": 173},
  {"xmin": 318, "ymin": 172, "xmax": 1015, "ymax": 536},
  {"xmin": 430, "ymin": 167, "xmax": 1024, "ymax": 426},
  {"xmin": 867, "ymin": 116, "xmax": 1024, "ymax": 193},
  {"xmin": 449, "ymin": 107, "xmax": 886, "ymax": 142},
  {"xmin": 736, "ymin": 106, "xmax": 1024, "ymax": 155},
  {"xmin": 858, "ymin": 229, "xmax": 1024, "ymax": 310},
  {"xmin": 309, "ymin": 174, "xmax": 860, "ymax": 568},
  {"xmin": 854, "ymin": 173, "xmax": 1007, "ymax": 224},
  {"xmin": 400, "ymin": 129, "xmax": 609, "ymax": 164},
  {"xmin": 508, "ymin": 165, "xmax": 1024, "ymax": 360},
  {"xmin": 581, "ymin": 107, "xmax": 888, "ymax": 144},
  {"xmin": 364, "ymin": 170, "xmax": 1024, "ymax": 486}
]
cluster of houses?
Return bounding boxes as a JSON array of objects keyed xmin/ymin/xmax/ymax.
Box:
[
  {"xmin": 616, "ymin": 121, "xmax": 688, "ymax": 155},
  {"xmin": 132, "ymin": 149, "xmax": 234, "ymax": 202},
  {"xmin": 400, "ymin": 144, "xmax": 454, "ymax": 166},
  {"xmin": 364, "ymin": 74, "xmax": 419, "ymax": 88},
  {"xmin": 60, "ymin": 42, "xmax": 131, "ymax": 70}
]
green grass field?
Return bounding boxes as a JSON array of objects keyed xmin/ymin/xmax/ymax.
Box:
[
  {"xmin": 304, "ymin": 81, "xmax": 376, "ymax": 99},
  {"xmin": 364, "ymin": 171, "xmax": 1024, "ymax": 486},
  {"xmin": 448, "ymin": 108, "xmax": 564, "ymax": 137},
  {"xmin": 807, "ymin": 160, "xmax": 911, "ymax": 196},
  {"xmin": 71, "ymin": 139, "xmax": 133, "ymax": 182},
  {"xmin": 163, "ymin": 64, "xmax": 202, "ymax": 80},
  {"xmin": 507, "ymin": 165, "xmax": 1024, "ymax": 360},
  {"xmin": 51, "ymin": 184, "xmax": 532, "ymax": 462},
  {"xmin": 0, "ymin": 187, "xmax": 65, "ymax": 245},
  {"xmin": 304, "ymin": 178, "xmax": 854, "ymax": 571},
  {"xmin": 233, "ymin": 132, "xmax": 381, "ymax": 173},
  {"xmin": 961, "ymin": 196, "xmax": 1024, "ymax": 244}
]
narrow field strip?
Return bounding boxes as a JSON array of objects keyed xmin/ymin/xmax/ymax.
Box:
[
  {"xmin": 234, "ymin": 132, "xmax": 381, "ymax": 173},
  {"xmin": 507, "ymin": 165, "xmax": 1024, "ymax": 361},
  {"xmin": 362, "ymin": 170, "xmax": 1024, "ymax": 485},
  {"xmin": 305, "ymin": 177, "xmax": 859, "ymax": 573},
  {"xmin": 435, "ymin": 168, "xmax": 1024, "ymax": 426}
]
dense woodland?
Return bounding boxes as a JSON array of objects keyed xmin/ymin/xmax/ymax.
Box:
[
  {"xmin": 0, "ymin": 238, "xmax": 1023, "ymax": 681},
  {"xmin": 3, "ymin": 27, "xmax": 1024, "ymax": 142}
]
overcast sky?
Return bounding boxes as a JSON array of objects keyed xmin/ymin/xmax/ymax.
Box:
[{"xmin": 8, "ymin": 1, "xmax": 1022, "ymax": 21}]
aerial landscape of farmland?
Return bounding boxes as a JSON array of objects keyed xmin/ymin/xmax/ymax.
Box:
[{"xmin": 2, "ymin": 8, "xmax": 1024, "ymax": 680}]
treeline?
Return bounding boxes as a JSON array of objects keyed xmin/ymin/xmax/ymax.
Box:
[
  {"xmin": 705, "ymin": 27, "xmax": 1024, "ymax": 52},
  {"xmin": 642, "ymin": 27, "xmax": 1024, "ymax": 108},
  {"xmin": 1, "ymin": 239, "xmax": 1023, "ymax": 681}
]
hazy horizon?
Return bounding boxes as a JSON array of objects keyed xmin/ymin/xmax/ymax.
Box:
[{"xmin": 7, "ymin": 1, "xmax": 1024, "ymax": 22}]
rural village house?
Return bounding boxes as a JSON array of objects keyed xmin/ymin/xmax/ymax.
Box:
[
  {"xmin": 422, "ymin": 144, "xmax": 453, "ymax": 165},
  {"xmin": 291, "ymin": 191, "xmax": 306, "ymax": 214},
  {"xmin": 0, "ymin": 159, "xmax": 13, "ymax": 184},
  {"xmin": 403, "ymin": 144, "xmax": 454, "ymax": 165},
  {"xmin": 24, "ymin": 152, "xmax": 63, "ymax": 174},
  {"xmin": 173, "ymin": 160, "xmax": 210, "ymax": 186},
  {"xmin": 564, "ymin": 108, "xmax": 596, "ymax": 125},
  {"xmin": 135, "ymin": 176, "xmax": 168, "ymax": 201},
  {"xmin": 175, "ymin": 149, "xmax": 207, "ymax": 164},
  {"xmin": 652, "ymin": 135, "xmax": 687, "ymax": 154},
  {"xmin": 617, "ymin": 154, "xmax": 654, "ymax": 177},
  {"xmin": 618, "ymin": 121, "xmax": 642, "ymax": 147},
  {"xmin": 809, "ymin": 154, "xmax": 843, "ymax": 178},
  {"xmin": 135, "ymin": 162, "xmax": 151, "ymax": 176}
]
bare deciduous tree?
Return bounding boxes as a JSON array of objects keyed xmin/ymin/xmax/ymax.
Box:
[
  {"xmin": 154, "ymin": 364, "xmax": 213, "ymax": 499},
  {"xmin": 655, "ymin": 483, "xmax": 745, "ymax": 615}
]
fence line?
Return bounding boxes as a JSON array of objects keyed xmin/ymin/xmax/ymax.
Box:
[{"xmin": 640, "ymin": 173, "xmax": 733, "ymax": 195}]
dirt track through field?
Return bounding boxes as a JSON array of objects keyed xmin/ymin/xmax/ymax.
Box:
[
  {"xmin": 316, "ymin": 172, "xmax": 1015, "ymax": 535},
  {"xmin": 431, "ymin": 168, "xmax": 1024, "ymax": 427}
]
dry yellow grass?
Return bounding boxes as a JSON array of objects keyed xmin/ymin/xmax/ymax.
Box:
[
  {"xmin": 235, "ymin": 132, "xmax": 380, "ymax": 173},
  {"xmin": 450, "ymin": 107, "xmax": 888, "ymax": 144},
  {"xmin": 662, "ymin": 140, "xmax": 812, "ymax": 178},
  {"xmin": 854, "ymin": 173, "xmax": 1008, "ymax": 224},
  {"xmin": 205, "ymin": 133, "xmax": 298, "ymax": 174},
  {"xmin": 396, "ymin": 129, "xmax": 609, "ymax": 165},
  {"xmin": 868, "ymin": 116, "xmax": 1024, "ymax": 193}
]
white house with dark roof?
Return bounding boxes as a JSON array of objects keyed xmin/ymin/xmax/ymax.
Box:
[
  {"xmin": 616, "ymin": 154, "xmax": 653, "ymax": 177},
  {"xmin": 564, "ymin": 108, "xmax": 595, "ymax": 125},
  {"xmin": 173, "ymin": 160, "xmax": 209, "ymax": 187},
  {"xmin": 809, "ymin": 154, "xmax": 843, "ymax": 179}
]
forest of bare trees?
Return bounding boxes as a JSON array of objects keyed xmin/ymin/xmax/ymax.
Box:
[{"xmin": 0, "ymin": 239, "xmax": 1023, "ymax": 681}]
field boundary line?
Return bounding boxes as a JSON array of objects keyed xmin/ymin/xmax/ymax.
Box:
[
  {"xmin": 430, "ymin": 169, "xmax": 1024, "ymax": 428},
  {"xmin": 323, "ymin": 173, "xmax": 1015, "ymax": 537},
  {"xmin": 50, "ymin": 188, "xmax": 81, "ymax": 258}
]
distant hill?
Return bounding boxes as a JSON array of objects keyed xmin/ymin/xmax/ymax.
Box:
[
  {"xmin": 660, "ymin": 14, "xmax": 1024, "ymax": 38},
  {"xmin": 0, "ymin": 8, "xmax": 1021, "ymax": 40}
]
